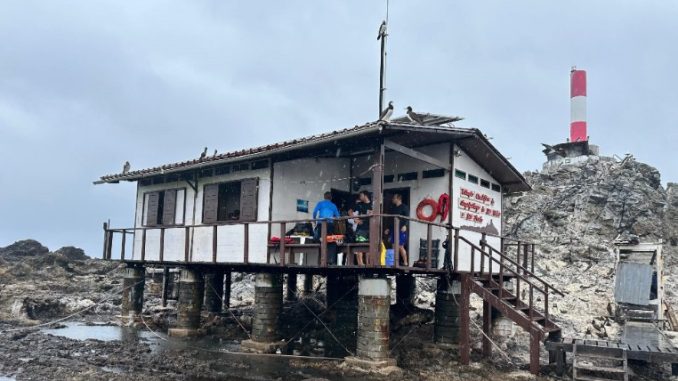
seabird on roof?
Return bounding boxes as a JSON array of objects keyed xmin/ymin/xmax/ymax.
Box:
[
  {"xmin": 377, "ymin": 21, "xmax": 387, "ymax": 40},
  {"xmin": 122, "ymin": 161, "xmax": 130, "ymax": 174},
  {"xmin": 405, "ymin": 106, "xmax": 425, "ymax": 125},
  {"xmin": 199, "ymin": 147, "xmax": 207, "ymax": 161},
  {"xmin": 379, "ymin": 101, "xmax": 394, "ymax": 121}
]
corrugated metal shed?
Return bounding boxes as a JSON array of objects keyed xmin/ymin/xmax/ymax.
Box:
[{"xmin": 614, "ymin": 262, "xmax": 653, "ymax": 306}]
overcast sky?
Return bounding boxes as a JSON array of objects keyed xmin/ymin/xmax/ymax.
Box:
[{"xmin": 1, "ymin": 1, "xmax": 676, "ymax": 257}]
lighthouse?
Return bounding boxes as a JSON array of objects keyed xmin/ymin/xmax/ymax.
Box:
[{"xmin": 542, "ymin": 67, "xmax": 599, "ymax": 166}]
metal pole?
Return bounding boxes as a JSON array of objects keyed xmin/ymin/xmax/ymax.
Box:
[{"xmin": 379, "ymin": 23, "xmax": 387, "ymax": 116}]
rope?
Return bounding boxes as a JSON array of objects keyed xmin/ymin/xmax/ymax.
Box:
[{"xmin": 205, "ymin": 280, "xmax": 251, "ymax": 340}]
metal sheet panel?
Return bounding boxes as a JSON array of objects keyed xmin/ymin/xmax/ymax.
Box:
[{"xmin": 614, "ymin": 262, "xmax": 653, "ymax": 306}]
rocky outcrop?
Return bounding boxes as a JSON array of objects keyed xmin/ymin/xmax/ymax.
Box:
[{"xmin": 502, "ymin": 155, "xmax": 676, "ymax": 343}]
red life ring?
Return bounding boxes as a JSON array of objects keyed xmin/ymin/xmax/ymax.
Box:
[
  {"xmin": 437, "ymin": 193, "xmax": 450, "ymax": 222},
  {"xmin": 416, "ymin": 198, "xmax": 438, "ymax": 222}
]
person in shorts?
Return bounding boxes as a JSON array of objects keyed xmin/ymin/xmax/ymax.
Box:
[
  {"xmin": 352, "ymin": 190, "xmax": 372, "ymax": 265},
  {"xmin": 385, "ymin": 193, "xmax": 409, "ymax": 266}
]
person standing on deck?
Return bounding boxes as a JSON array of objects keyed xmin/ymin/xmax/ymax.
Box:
[
  {"xmin": 385, "ymin": 193, "xmax": 409, "ymax": 266},
  {"xmin": 313, "ymin": 192, "xmax": 340, "ymax": 242},
  {"xmin": 353, "ymin": 190, "xmax": 373, "ymax": 265}
]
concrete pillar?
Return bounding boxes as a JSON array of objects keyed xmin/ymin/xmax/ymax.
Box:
[
  {"xmin": 434, "ymin": 277, "xmax": 461, "ymax": 346},
  {"xmin": 204, "ymin": 272, "xmax": 224, "ymax": 314},
  {"xmin": 121, "ymin": 266, "xmax": 145, "ymax": 322},
  {"xmin": 169, "ymin": 268, "xmax": 204, "ymax": 337},
  {"xmin": 241, "ymin": 273, "xmax": 283, "ymax": 353},
  {"xmin": 286, "ymin": 273, "xmax": 298, "ymax": 301},
  {"xmin": 303, "ymin": 274, "xmax": 313, "ymax": 295},
  {"xmin": 395, "ymin": 274, "xmax": 416, "ymax": 307},
  {"xmin": 223, "ymin": 272, "xmax": 231, "ymax": 309},
  {"xmin": 346, "ymin": 276, "xmax": 396, "ymax": 368}
]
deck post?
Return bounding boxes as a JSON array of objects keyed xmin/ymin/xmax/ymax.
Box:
[
  {"xmin": 369, "ymin": 142, "xmax": 384, "ymax": 266},
  {"xmin": 169, "ymin": 267, "xmax": 205, "ymax": 337},
  {"xmin": 204, "ymin": 271, "xmax": 224, "ymax": 314},
  {"xmin": 121, "ymin": 265, "xmax": 145, "ymax": 324},
  {"xmin": 303, "ymin": 274, "xmax": 313, "ymax": 296},
  {"xmin": 482, "ymin": 300, "xmax": 492, "ymax": 357},
  {"xmin": 529, "ymin": 329, "xmax": 541, "ymax": 375},
  {"xmin": 434, "ymin": 277, "xmax": 461, "ymax": 346},
  {"xmin": 161, "ymin": 267, "xmax": 170, "ymax": 307},
  {"xmin": 223, "ymin": 271, "xmax": 231, "ymax": 309},
  {"xmin": 395, "ymin": 274, "xmax": 416, "ymax": 308},
  {"xmin": 242, "ymin": 273, "xmax": 284, "ymax": 353},
  {"xmin": 345, "ymin": 276, "xmax": 395, "ymax": 369},
  {"xmin": 459, "ymin": 274, "xmax": 471, "ymax": 365},
  {"xmin": 286, "ymin": 273, "xmax": 298, "ymax": 301}
]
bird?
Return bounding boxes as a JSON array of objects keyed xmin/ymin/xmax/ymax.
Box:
[
  {"xmin": 377, "ymin": 21, "xmax": 387, "ymax": 40},
  {"xmin": 379, "ymin": 101, "xmax": 394, "ymax": 121},
  {"xmin": 405, "ymin": 106, "xmax": 425, "ymax": 125},
  {"xmin": 122, "ymin": 161, "xmax": 130, "ymax": 174},
  {"xmin": 199, "ymin": 147, "xmax": 207, "ymax": 161},
  {"xmin": 212, "ymin": 149, "xmax": 218, "ymax": 157}
]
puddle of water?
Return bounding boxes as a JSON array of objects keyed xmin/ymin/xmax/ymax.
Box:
[
  {"xmin": 0, "ymin": 377, "xmax": 16, "ymax": 381},
  {"xmin": 42, "ymin": 322, "xmax": 166, "ymax": 352}
]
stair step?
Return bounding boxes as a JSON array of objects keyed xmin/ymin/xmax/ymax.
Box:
[
  {"xmin": 573, "ymin": 375, "xmax": 623, "ymax": 381},
  {"xmin": 575, "ymin": 363, "xmax": 626, "ymax": 374},
  {"xmin": 575, "ymin": 352, "xmax": 625, "ymax": 360}
]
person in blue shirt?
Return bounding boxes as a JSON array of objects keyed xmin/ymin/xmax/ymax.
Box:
[{"xmin": 313, "ymin": 192, "xmax": 340, "ymax": 241}]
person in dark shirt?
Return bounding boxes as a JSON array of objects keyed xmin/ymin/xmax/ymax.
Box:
[
  {"xmin": 385, "ymin": 193, "xmax": 409, "ymax": 266},
  {"xmin": 351, "ymin": 190, "xmax": 372, "ymax": 265}
]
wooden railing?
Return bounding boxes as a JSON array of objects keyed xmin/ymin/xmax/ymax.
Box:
[
  {"xmin": 455, "ymin": 233, "xmax": 563, "ymax": 326},
  {"xmin": 101, "ymin": 214, "xmax": 540, "ymax": 275}
]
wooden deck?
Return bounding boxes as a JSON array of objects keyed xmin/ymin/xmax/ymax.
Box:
[{"xmin": 545, "ymin": 336, "xmax": 678, "ymax": 364}]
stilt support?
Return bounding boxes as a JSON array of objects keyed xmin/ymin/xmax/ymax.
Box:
[
  {"xmin": 241, "ymin": 273, "xmax": 284, "ymax": 353},
  {"xmin": 169, "ymin": 268, "xmax": 204, "ymax": 337}
]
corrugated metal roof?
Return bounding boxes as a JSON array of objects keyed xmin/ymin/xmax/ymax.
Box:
[{"xmin": 95, "ymin": 119, "xmax": 530, "ymax": 192}]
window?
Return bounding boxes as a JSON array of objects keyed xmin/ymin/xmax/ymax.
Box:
[
  {"xmin": 397, "ymin": 172, "xmax": 418, "ymax": 181},
  {"xmin": 454, "ymin": 169, "xmax": 467, "ymax": 180},
  {"xmin": 422, "ymin": 169, "xmax": 445, "ymax": 179},
  {"xmin": 203, "ymin": 178, "xmax": 259, "ymax": 223},
  {"xmin": 383, "ymin": 175, "xmax": 395, "ymax": 183},
  {"xmin": 143, "ymin": 188, "xmax": 186, "ymax": 226},
  {"xmin": 251, "ymin": 160, "xmax": 269, "ymax": 170},
  {"xmin": 480, "ymin": 179, "xmax": 490, "ymax": 189},
  {"xmin": 468, "ymin": 174, "xmax": 479, "ymax": 184},
  {"xmin": 491, "ymin": 183, "xmax": 501, "ymax": 192}
]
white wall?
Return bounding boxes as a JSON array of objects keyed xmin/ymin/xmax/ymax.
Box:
[
  {"xmin": 131, "ymin": 167, "xmax": 271, "ymax": 264},
  {"xmin": 271, "ymin": 158, "xmax": 351, "ymax": 221},
  {"xmin": 452, "ymin": 145, "xmax": 503, "ymax": 272}
]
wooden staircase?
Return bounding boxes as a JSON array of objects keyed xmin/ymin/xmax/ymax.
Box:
[
  {"xmin": 572, "ymin": 343, "xmax": 628, "ymax": 381},
  {"xmin": 455, "ymin": 234, "xmax": 564, "ymax": 375}
]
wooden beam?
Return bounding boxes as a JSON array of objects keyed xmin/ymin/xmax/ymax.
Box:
[{"xmin": 384, "ymin": 139, "xmax": 451, "ymax": 170}]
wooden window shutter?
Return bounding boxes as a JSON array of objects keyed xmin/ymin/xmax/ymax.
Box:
[
  {"xmin": 239, "ymin": 178, "xmax": 259, "ymax": 222},
  {"xmin": 145, "ymin": 192, "xmax": 160, "ymax": 226},
  {"xmin": 162, "ymin": 189, "xmax": 177, "ymax": 225},
  {"xmin": 203, "ymin": 184, "xmax": 219, "ymax": 224}
]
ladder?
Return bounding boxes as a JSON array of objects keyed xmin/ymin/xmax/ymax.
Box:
[{"xmin": 573, "ymin": 342, "xmax": 628, "ymax": 381}]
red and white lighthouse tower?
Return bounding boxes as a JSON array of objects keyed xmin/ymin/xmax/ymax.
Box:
[{"xmin": 570, "ymin": 68, "xmax": 587, "ymax": 142}]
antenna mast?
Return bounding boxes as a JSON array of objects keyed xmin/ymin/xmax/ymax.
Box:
[{"xmin": 378, "ymin": 0, "xmax": 389, "ymax": 117}]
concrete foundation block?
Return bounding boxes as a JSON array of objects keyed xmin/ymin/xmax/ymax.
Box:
[
  {"xmin": 175, "ymin": 268, "xmax": 204, "ymax": 331},
  {"xmin": 121, "ymin": 266, "xmax": 145, "ymax": 322},
  {"xmin": 241, "ymin": 339, "xmax": 285, "ymax": 354},
  {"xmin": 168, "ymin": 328, "xmax": 203, "ymax": 337},
  {"xmin": 344, "ymin": 356, "xmax": 397, "ymax": 370}
]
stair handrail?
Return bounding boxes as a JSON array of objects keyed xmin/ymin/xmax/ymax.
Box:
[
  {"xmin": 484, "ymin": 243, "xmax": 564, "ymax": 297},
  {"xmin": 458, "ymin": 236, "xmax": 546, "ymax": 293}
]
